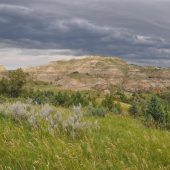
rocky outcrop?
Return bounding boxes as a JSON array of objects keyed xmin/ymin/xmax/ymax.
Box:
[
  {"xmin": 0, "ymin": 65, "xmax": 6, "ymax": 72},
  {"xmin": 0, "ymin": 65, "xmax": 7, "ymax": 79},
  {"xmin": 25, "ymin": 56, "xmax": 170, "ymax": 92}
]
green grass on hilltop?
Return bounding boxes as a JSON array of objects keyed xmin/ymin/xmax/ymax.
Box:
[{"xmin": 0, "ymin": 112, "xmax": 169, "ymax": 170}]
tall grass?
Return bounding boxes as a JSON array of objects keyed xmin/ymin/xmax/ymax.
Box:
[{"xmin": 0, "ymin": 102, "xmax": 169, "ymax": 169}]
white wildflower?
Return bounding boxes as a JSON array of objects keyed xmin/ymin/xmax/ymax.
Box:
[
  {"xmin": 26, "ymin": 98, "xmax": 33, "ymax": 105},
  {"xmin": 94, "ymin": 120, "xmax": 100, "ymax": 129},
  {"xmin": 72, "ymin": 104, "xmax": 82, "ymax": 115},
  {"xmin": 40, "ymin": 104, "xmax": 52, "ymax": 119},
  {"xmin": 28, "ymin": 115, "xmax": 37, "ymax": 128},
  {"xmin": 54, "ymin": 112, "xmax": 62, "ymax": 123},
  {"xmin": 8, "ymin": 101, "xmax": 27, "ymax": 120}
]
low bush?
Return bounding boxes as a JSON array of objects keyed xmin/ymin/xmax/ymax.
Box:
[
  {"xmin": 111, "ymin": 102, "xmax": 122, "ymax": 114},
  {"xmin": 87, "ymin": 105, "xmax": 108, "ymax": 117},
  {"xmin": 129, "ymin": 101, "xmax": 139, "ymax": 117},
  {"xmin": 101, "ymin": 94, "xmax": 115, "ymax": 110}
]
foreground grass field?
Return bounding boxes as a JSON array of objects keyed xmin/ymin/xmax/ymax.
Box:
[{"xmin": 0, "ymin": 108, "xmax": 169, "ymax": 170}]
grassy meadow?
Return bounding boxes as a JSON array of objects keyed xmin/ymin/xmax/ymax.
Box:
[{"xmin": 0, "ymin": 102, "xmax": 170, "ymax": 170}]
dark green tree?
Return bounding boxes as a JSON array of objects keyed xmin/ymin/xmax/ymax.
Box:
[
  {"xmin": 145, "ymin": 95, "xmax": 168, "ymax": 128},
  {"xmin": 71, "ymin": 91, "xmax": 89, "ymax": 106},
  {"xmin": 101, "ymin": 94, "xmax": 114, "ymax": 110},
  {"xmin": 114, "ymin": 102, "xmax": 122, "ymax": 114},
  {"xmin": 0, "ymin": 68, "xmax": 27, "ymax": 97},
  {"xmin": 0, "ymin": 77, "xmax": 10, "ymax": 95},
  {"xmin": 8, "ymin": 68, "xmax": 27, "ymax": 97},
  {"xmin": 129, "ymin": 101, "xmax": 139, "ymax": 117}
]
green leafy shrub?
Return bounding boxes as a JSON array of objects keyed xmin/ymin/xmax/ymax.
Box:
[
  {"xmin": 144, "ymin": 95, "xmax": 168, "ymax": 128},
  {"xmin": 112, "ymin": 102, "xmax": 122, "ymax": 114},
  {"xmin": 32, "ymin": 91, "xmax": 50, "ymax": 104},
  {"xmin": 70, "ymin": 91, "xmax": 89, "ymax": 107},
  {"xmin": 0, "ymin": 95, "xmax": 8, "ymax": 103},
  {"xmin": 87, "ymin": 105, "xmax": 108, "ymax": 117},
  {"xmin": 101, "ymin": 95, "xmax": 122, "ymax": 114},
  {"xmin": 101, "ymin": 94, "xmax": 115, "ymax": 110},
  {"xmin": 0, "ymin": 69, "xmax": 27, "ymax": 97},
  {"xmin": 0, "ymin": 78, "xmax": 10, "ymax": 95},
  {"xmin": 115, "ymin": 91, "xmax": 130, "ymax": 103},
  {"xmin": 54, "ymin": 91, "xmax": 70, "ymax": 107},
  {"xmin": 129, "ymin": 101, "xmax": 139, "ymax": 117}
]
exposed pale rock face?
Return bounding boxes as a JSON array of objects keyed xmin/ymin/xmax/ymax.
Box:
[
  {"xmin": 0, "ymin": 65, "xmax": 6, "ymax": 72},
  {"xmin": 0, "ymin": 65, "xmax": 7, "ymax": 79},
  {"xmin": 24, "ymin": 56, "xmax": 170, "ymax": 92}
]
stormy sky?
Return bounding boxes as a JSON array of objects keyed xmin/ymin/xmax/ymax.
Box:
[{"xmin": 0, "ymin": 0, "xmax": 170, "ymax": 68}]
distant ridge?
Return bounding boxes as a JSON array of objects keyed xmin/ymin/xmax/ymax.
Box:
[{"xmin": 22, "ymin": 56, "xmax": 170, "ymax": 92}]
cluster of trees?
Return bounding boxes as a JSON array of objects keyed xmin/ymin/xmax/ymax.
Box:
[
  {"xmin": 129, "ymin": 95, "xmax": 169, "ymax": 129},
  {"xmin": 29, "ymin": 91, "xmax": 91, "ymax": 107},
  {"xmin": 0, "ymin": 69, "xmax": 27, "ymax": 97}
]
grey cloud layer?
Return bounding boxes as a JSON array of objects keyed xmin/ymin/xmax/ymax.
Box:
[{"xmin": 0, "ymin": 0, "xmax": 170, "ymax": 67}]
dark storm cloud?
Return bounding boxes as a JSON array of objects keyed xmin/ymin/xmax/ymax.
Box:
[{"xmin": 0, "ymin": 0, "xmax": 170, "ymax": 67}]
